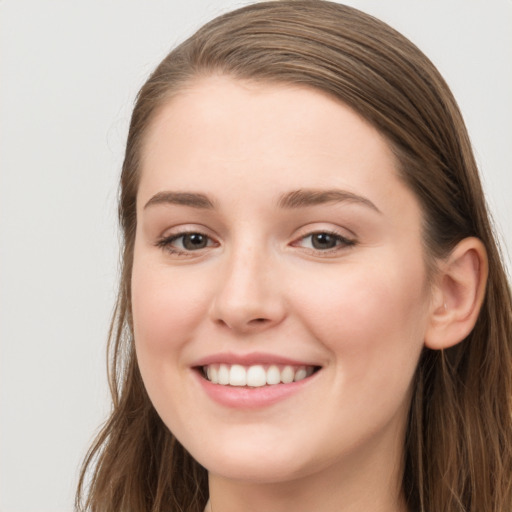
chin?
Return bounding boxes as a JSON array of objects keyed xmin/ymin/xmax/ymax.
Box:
[
  {"xmin": 182, "ymin": 428, "xmax": 321, "ymax": 484},
  {"xmin": 200, "ymin": 454, "xmax": 310, "ymax": 484}
]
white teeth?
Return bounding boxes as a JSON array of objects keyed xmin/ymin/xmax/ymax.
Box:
[
  {"xmin": 209, "ymin": 365, "xmax": 219, "ymax": 384},
  {"xmin": 218, "ymin": 364, "xmax": 229, "ymax": 385},
  {"xmin": 247, "ymin": 365, "xmax": 267, "ymax": 387},
  {"xmin": 229, "ymin": 364, "xmax": 246, "ymax": 386},
  {"xmin": 203, "ymin": 363, "xmax": 316, "ymax": 387},
  {"xmin": 281, "ymin": 365, "xmax": 295, "ymax": 384},
  {"xmin": 266, "ymin": 365, "xmax": 281, "ymax": 385}
]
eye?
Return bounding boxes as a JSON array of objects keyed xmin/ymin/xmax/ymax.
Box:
[
  {"xmin": 156, "ymin": 231, "xmax": 217, "ymax": 255},
  {"xmin": 293, "ymin": 231, "xmax": 355, "ymax": 252}
]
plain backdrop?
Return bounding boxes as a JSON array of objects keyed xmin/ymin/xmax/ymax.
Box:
[{"xmin": 1, "ymin": 1, "xmax": 510, "ymax": 511}]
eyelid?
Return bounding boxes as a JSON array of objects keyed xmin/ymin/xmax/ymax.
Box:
[
  {"xmin": 153, "ymin": 224, "xmax": 356, "ymax": 257},
  {"xmin": 291, "ymin": 222, "xmax": 356, "ymax": 241}
]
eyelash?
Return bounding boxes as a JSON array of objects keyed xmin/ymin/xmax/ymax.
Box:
[
  {"xmin": 155, "ymin": 231, "xmax": 217, "ymax": 256},
  {"xmin": 155, "ymin": 230, "xmax": 356, "ymax": 257},
  {"xmin": 293, "ymin": 230, "xmax": 356, "ymax": 254}
]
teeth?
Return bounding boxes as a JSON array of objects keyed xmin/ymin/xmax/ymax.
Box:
[
  {"xmin": 218, "ymin": 364, "xmax": 229, "ymax": 385},
  {"xmin": 203, "ymin": 364, "xmax": 316, "ymax": 387},
  {"xmin": 281, "ymin": 366, "xmax": 294, "ymax": 384},
  {"xmin": 266, "ymin": 365, "xmax": 281, "ymax": 385},
  {"xmin": 229, "ymin": 364, "xmax": 246, "ymax": 386},
  {"xmin": 208, "ymin": 365, "xmax": 218, "ymax": 384},
  {"xmin": 247, "ymin": 365, "xmax": 267, "ymax": 387},
  {"xmin": 294, "ymin": 368, "xmax": 307, "ymax": 381}
]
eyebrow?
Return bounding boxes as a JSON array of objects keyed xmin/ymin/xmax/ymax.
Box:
[
  {"xmin": 143, "ymin": 188, "xmax": 381, "ymax": 213},
  {"xmin": 144, "ymin": 191, "xmax": 215, "ymax": 210},
  {"xmin": 277, "ymin": 188, "xmax": 381, "ymax": 213}
]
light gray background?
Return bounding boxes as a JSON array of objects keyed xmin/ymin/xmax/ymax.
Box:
[{"xmin": 1, "ymin": 1, "xmax": 510, "ymax": 511}]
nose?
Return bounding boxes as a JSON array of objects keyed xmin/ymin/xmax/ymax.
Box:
[{"xmin": 208, "ymin": 244, "xmax": 286, "ymax": 334}]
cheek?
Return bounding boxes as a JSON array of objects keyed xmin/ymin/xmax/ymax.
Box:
[
  {"xmin": 131, "ymin": 262, "xmax": 208, "ymax": 356},
  {"xmin": 290, "ymin": 255, "xmax": 430, "ymax": 449},
  {"xmin": 130, "ymin": 257, "xmax": 212, "ymax": 426},
  {"xmin": 294, "ymin": 253, "xmax": 429, "ymax": 376}
]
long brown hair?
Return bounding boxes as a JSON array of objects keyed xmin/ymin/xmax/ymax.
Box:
[{"xmin": 76, "ymin": 2, "xmax": 512, "ymax": 511}]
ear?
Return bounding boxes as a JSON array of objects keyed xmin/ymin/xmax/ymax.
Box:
[{"xmin": 425, "ymin": 237, "xmax": 488, "ymax": 350}]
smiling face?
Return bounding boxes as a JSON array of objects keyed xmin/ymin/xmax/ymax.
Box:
[{"xmin": 131, "ymin": 76, "xmax": 432, "ymax": 488}]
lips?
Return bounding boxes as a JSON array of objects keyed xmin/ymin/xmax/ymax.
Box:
[{"xmin": 192, "ymin": 353, "xmax": 321, "ymax": 404}]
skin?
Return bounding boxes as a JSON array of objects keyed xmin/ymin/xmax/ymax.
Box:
[{"xmin": 131, "ymin": 76, "xmax": 435, "ymax": 512}]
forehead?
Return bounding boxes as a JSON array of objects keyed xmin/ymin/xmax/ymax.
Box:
[
  {"xmin": 144, "ymin": 76, "xmax": 385, "ymax": 150},
  {"xmin": 137, "ymin": 75, "xmax": 418, "ymax": 221}
]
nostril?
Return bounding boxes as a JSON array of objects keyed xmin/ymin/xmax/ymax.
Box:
[{"xmin": 215, "ymin": 317, "xmax": 268, "ymax": 328}]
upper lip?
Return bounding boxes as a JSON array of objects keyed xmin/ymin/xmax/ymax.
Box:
[{"xmin": 192, "ymin": 352, "xmax": 320, "ymax": 368}]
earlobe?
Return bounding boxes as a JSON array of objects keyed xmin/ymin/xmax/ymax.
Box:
[{"xmin": 424, "ymin": 237, "xmax": 488, "ymax": 350}]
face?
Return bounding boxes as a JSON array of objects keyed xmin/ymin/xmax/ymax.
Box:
[{"xmin": 132, "ymin": 76, "xmax": 431, "ymax": 485}]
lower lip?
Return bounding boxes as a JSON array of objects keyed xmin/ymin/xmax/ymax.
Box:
[{"xmin": 194, "ymin": 370, "xmax": 317, "ymax": 409}]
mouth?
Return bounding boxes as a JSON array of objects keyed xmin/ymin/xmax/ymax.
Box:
[{"xmin": 199, "ymin": 363, "xmax": 320, "ymax": 388}]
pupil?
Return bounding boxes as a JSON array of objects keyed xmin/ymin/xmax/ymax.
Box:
[
  {"xmin": 312, "ymin": 233, "xmax": 336, "ymax": 249},
  {"xmin": 184, "ymin": 233, "xmax": 207, "ymax": 250}
]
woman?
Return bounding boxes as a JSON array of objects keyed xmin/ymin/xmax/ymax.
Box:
[{"xmin": 76, "ymin": 2, "xmax": 512, "ymax": 511}]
